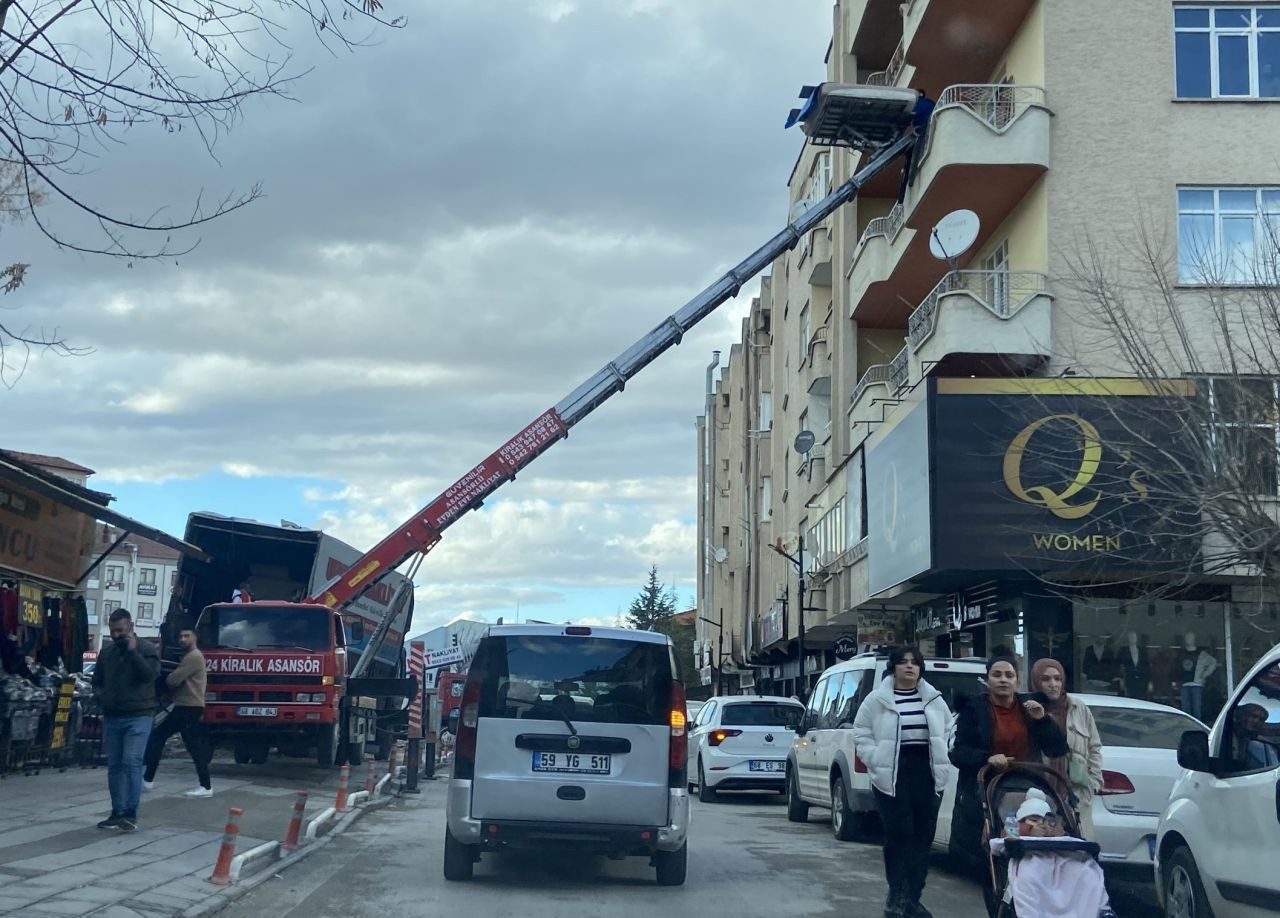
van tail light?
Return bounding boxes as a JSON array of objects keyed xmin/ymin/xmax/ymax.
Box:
[
  {"xmin": 854, "ymin": 755, "xmax": 868, "ymax": 774},
  {"xmin": 709, "ymin": 729, "xmax": 742, "ymax": 747},
  {"xmin": 454, "ymin": 677, "xmax": 482, "ymax": 781},
  {"xmin": 1099, "ymin": 770, "xmax": 1135, "ymax": 795},
  {"xmin": 668, "ymin": 680, "xmax": 687, "ymax": 786}
]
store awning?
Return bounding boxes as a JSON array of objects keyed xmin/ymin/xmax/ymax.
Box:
[{"xmin": 0, "ymin": 454, "xmax": 210, "ymax": 565}]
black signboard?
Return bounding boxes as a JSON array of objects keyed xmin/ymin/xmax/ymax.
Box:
[
  {"xmin": 833, "ymin": 634, "xmax": 858, "ymax": 660},
  {"xmin": 929, "ymin": 379, "xmax": 1200, "ymax": 574}
]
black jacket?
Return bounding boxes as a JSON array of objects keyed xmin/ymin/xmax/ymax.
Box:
[
  {"xmin": 947, "ymin": 691, "xmax": 1069, "ymax": 868},
  {"xmin": 92, "ymin": 639, "xmax": 160, "ymax": 716}
]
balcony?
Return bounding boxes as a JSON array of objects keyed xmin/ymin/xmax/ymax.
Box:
[
  {"xmin": 903, "ymin": 0, "xmax": 1036, "ymax": 97},
  {"xmin": 806, "ymin": 323, "xmax": 830, "ymax": 372},
  {"xmin": 906, "ymin": 270, "xmax": 1051, "ymax": 376},
  {"xmin": 850, "ymin": 346, "xmax": 908, "ymax": 412},
  {"xmin": 850, "ymin": 85, "xmax": 1050, "ymax": 328},
  {"xmin": 847, "ymin": 0, "xmax": 904, "ymax": 70},
  {"xmin": 865, "ymin": 38, "xmax": 906, "ymax": 88},
  {"xmin": 806, "ymin": 228, "xmax": 833, "ymax": 287}
]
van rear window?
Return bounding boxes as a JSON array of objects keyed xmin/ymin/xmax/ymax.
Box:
[{"xmin": 469, "ymin": 635, "xmax": 672, "ymax": 726}]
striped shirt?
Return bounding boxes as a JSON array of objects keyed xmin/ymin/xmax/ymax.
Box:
[{"xmin": 894, "ymin": 688, "xmax": 929, "ymax": 745}]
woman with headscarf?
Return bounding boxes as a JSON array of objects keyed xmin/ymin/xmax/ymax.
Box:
[{"xmin": 1030, "ymin": 657, "xmax": 1103, "ymax": 838}]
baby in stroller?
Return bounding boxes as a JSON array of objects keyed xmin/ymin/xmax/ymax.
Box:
[{"xmin": 983, "ymin": 765, "xmax": 1117, "ymax": 918}]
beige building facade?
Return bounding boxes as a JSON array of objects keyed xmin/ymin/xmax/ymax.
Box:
[{"xmin": 697, "ymin": 1, "xmax": 1280, "ymax": 713}]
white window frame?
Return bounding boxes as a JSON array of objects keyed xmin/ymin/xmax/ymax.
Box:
[
  {"xmin": 761, "ymin": 475, "xmax": 773, "ymax": 520},
  {"xmin": 983, "ymin": 239, "xmax": 1010, "ymax": 314},
  {"xmin": 1175, "ymin": 5, "xmax": 1280, "ymax": 99},
  {"xmin": 1178, "ymin": 186, "xmax": 1280, "ymax": 284},
  {"xmin": 105, "ymin": 564, "xmax": 123, "ymax": 585},
  {"xmin": 759, "ymin": 391, "xmax": 773, "ymax": 431},
  {"xmin": 1202, "ymin": 375, "xmax": 1280, "ymax": 495},
  {"xmin": 137, "ymin": 602, "xmax": 155, "ymax": 622},
  {"xmin": 799, "ymin": 304, "xmax": 811, "ymax": 368},
  {"xmin": 139, "ymin": 567, "xmax": 156, "ymax": 585}
]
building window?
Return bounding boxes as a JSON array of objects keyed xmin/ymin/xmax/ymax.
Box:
[
  {"xmin": 103, "ymin": 600, "xmax": 119, "ymax": 615},
  {"xmin": 86, "ymin": 598, "xmax": 98, "ymax": 625},
  {"xmin": 105, "ymin": 565, "xmax": 123, "ymax": 587},
  {"xmin": 1202, "ymin": 376, "xmax": 1280, "ymax": 494},
  {"xmin": 137, "ymin": 602, "xmax": 155, "ymax": 622},
  {"xmin": 169, "ymin": 570, "xmax": 177, "ymax": 591},
  {"xmin": 983, "ymin": 239, "xmax": 1010, "ymax": 313},
  {"xmin": 1175, "ymin": 6, "xmax": 1280, "ymax": 99},
  {"xmin": 761, "ymin": 476, "xmax": 773, "ymax": 520},
  {"xmin": 799, "ymin": 304, "xmax": 811, "ymax": 367},
  {"xmin": 759, "ymin": 391, "xmax": 773, "ymax": 431},
  {"xmin": 1178, "ymin": 186, "xmax": 1280, "ymax": 283},
  {"xmin": 139, "ymin": 567, "xmax": 156, "ymax": 585}
]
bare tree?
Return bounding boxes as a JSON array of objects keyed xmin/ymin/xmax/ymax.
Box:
[
  {"xmin": 1025, "ymin": 213, "xmax": 1280, "ymax": 601},
  {"xmin": 0, "ymin": 0, "xmax": 403, "ymax": 379}
]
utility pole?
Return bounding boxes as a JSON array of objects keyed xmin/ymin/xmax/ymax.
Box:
[
  {"xmin": 770, "ymin": 534, "xmax": 817, "ymax": 702},
  {"xmin": 699, "ymin": 612, "xmax": 725, "ymax": 696}
]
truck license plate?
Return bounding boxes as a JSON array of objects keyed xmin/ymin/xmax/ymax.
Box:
[
  {"xmin": 749, "ymin": 760, "xmax": 785, "ymax": 772},
  {"xmin": 236, "ymin": 706, "xmax": 278, "ymax": 717},
  {"xmin": 531, "ymin": 751, "xmax": 611, "ymax": 774}
]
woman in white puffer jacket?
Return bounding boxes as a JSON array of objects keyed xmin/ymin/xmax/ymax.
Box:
[{"xmin": 852, "ymin": 646, "xmax": 955, "ymax": 918}]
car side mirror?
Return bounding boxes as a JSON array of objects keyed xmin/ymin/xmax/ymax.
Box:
[
  {"xmin": 444, "ymin": 709, "xmax": 460, "ymax": 736},
  {"xmin": 1177, "ymin": 729, "xmax": 1212, "ymax": 772},
  {"xmin": 796, "ymin": 713, "xmax": 810, "ymax": 737}
]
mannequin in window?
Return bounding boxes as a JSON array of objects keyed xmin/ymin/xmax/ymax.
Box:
[
  {"xmin": 1118, "ymin": 632, "xmax": 1150, "ymax": 700},
  {"xmin": 1082, "ymin": 636, "xmax": 1115, "ymax": 687},
  {"xmin": 1174, "ymin": 631, "xmax": 1218, "ymax": 721}
]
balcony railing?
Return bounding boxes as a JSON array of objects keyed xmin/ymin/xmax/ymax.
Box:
[
  {"xmin": 866, "ymin": 38, "xmax": 905, "ymax": 86},
  {"xmin": 851, "ymin": 362, "xmax": 895, "ymax": 406},
  {"xmin": 889, "ymin": 346, "xmax": 909, "ymax": 390},
  {"xmin": 935, "ymin": 84, "xmax": 1047, "ymax": 130},
  {"xmin": 907, "ymin": 270, "xmax": 1048, "ymax": 348},
  {"xmin": 806, "ymin": 323, "xmax": 829, "ymax": 358},
  {"xmin": 855, "ymin": 201, "xmax": 905, "ymax": 252}
]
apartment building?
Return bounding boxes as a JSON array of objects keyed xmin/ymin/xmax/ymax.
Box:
[
  {"xmin": 697, "ymin": 1, "xmax": 1280, "ymax": 718},
  {"xmin": 83, "ymin": 523, "xmax": 181, "ymax": 649}
]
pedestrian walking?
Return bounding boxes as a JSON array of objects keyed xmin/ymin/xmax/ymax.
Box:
[
  {"xmin": 948, "ymin": 655, "xmax": 1068, "ymax": 911},
  {"xmin": 91, "ymin": 609, "xmax": 160, "ymax": 831},
  {"xmin": 1030, "ymin": 657, "xmax": 1102, "ymax": 838},
  {"xmin": 852, "ymin": 646, "xmax": 954, "ymax": 918},
  {"xmin": 143, "ymin": 621, "xmax": 213, "ymax": 797}
]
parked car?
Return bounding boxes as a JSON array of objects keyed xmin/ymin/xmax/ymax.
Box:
[
  {"xmin": 688, "ymin": 695, "xmax": 804, "ymax": 801},
  {"xmin": 442, "ymin": 624, "xmax": 690, "ymax": 886},
  {"xmin": 785, "ymin": 653, "xmax": 987, "ymax": 841},
  {"xmin": 1071, "ymin": 694, "xmax": 1207, "ymax": 884},
  {"xmin": 1156, "ymin": 642, "xmax": 1280, "ymax": 918}
]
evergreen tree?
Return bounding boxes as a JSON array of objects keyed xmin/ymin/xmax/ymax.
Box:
[{"xmin": 626, "ymin": 564, "xmax": 676, "ymax": 631}]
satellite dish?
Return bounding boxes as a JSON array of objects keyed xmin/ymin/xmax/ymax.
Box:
[
  {"xmin": 713, "ymin": 547, "xmax": 728, "ymax": 564},
  {"xmin": 929, "ymin": 209, "xmax": 980, "ymax": 262},
  {"xmin": 794, "ymin": 430, "xmax": 816, "ymax": 454}
]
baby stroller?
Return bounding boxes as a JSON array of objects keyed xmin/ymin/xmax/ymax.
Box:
[{"xmin": 978, "ymin": 763, "xmax": 1115, "ymax": 918}]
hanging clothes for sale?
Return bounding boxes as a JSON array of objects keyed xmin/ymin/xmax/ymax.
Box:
[
  {"xmin": 1, "ymin": 581, "xmax": 18, "ymax": 636},
  {"xmin": 39, "ymin": 595, "xmax": 62, "ymax": 669},
  {"xmin": 61, "ymin": 595, "xmax": 89, "ymax": 670}
]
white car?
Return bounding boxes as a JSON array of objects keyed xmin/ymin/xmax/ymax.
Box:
[
  {"xmin": 1072, "ymin": 694, "xmax": 1207, "ymax": 884},
  {"xmin": 689, "ymin": 695, "xmax": 804, "ymax": 801},
  {"xmin": 1156, "ymin": 642, "xmax": 1280, "ymax": 918}
]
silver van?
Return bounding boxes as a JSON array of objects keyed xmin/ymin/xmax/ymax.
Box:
[{"xmin": 443, "ymin": 624, "xmax": 690, "ymax": 885}]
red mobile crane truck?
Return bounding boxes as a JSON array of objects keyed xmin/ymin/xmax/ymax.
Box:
[{"xmin": 163, "ymin": 85, "xmax": 916, "ymax": 767}]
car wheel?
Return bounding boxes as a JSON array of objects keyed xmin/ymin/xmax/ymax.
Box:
[
  {"xmin": 831, "ymin": 776, "xmax": 859, "ymax": 842},
  {"xmin": 786, "ymin": 767, "xmax": 809, "ymax": 823},
  {"xmin": 1164, "ymin": 846, "xmax": 1213, "ymax": 918},
  {"xmin": 698, "ymin": 762, "xmax": 716, "ymax": 803},
  {"xmin": 653, "ymin": 843, "xmax": 687, "ymax": 887},
  {"xmin": 442, "ymin": 828, "xmax": 475, "ymax": 881}
]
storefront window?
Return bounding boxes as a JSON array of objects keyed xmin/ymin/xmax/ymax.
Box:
[{"xmin": 1067, "ymin": 599, "xmax": 1279, "ymax": 724}]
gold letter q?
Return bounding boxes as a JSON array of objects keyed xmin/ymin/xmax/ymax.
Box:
[{"xmin": 1002, "ymin": 414, "xmax": 1102, "ymax": 520}]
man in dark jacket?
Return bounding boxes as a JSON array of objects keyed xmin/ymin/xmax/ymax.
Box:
[
  {"xmin": 948, "ymin": 655, "xmax": 1069, "ymax": 885},
  {"xmin": 91, "ymin": 608, "xmax": 160, "ymax": 831}
]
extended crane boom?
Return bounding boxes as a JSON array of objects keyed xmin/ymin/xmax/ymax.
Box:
[{"xmin": 309, "ymin": 96, "xmax": 917, "ymax": 621}]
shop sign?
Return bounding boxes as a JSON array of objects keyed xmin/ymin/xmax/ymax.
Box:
[
  {"xmin": 761, "ymin": 606, "xmax": 783, "ymax": 647},
  {"xmin": 0, "ymin": 480, "xmax": 90, "ymax": 587},
  {"xmin": 699, "ymin": 665, "xmax": 712, "ymax": 686},
  {"xmin": 19, "ymin": 583, "xmax": 42, "ymax": 626},
  {"xmin": 859, "ymin": 609, "xmax": 906, "ymax": 646},
  {"xmin": 912, "ymin": 605, "xmax": 947, "ymax": 638},
  {"xmin": 930, "ymin": 380, "xmax": 1200, "ymax": 574},
  {"xmin": 833, "ymin": 634, "xmax": 858, "ymax": 660},
  {"xmin": 867, "ymin": 388, "xmax": 932, "ymax": 596}
]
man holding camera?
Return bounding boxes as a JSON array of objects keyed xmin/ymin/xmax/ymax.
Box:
[{"xmin": 91, "ymin": 608, "xmax": 160, "ymax": 831}]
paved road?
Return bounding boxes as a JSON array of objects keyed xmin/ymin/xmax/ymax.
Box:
[{"xmin": 225, "ymin": 783, "xmax": 991, "ymax": 918}]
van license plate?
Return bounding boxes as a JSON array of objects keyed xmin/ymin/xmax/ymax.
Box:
[
  {"xmin": 236, "ymin": 706, "xmax": 278, "ymax": 717},
  {"xmin": 749, "ymin": 760, "xmax": 785, "ymax": 772},
  {"xmin": 531, "ymin": 752, "xmax": 611, "ymax": 774}
]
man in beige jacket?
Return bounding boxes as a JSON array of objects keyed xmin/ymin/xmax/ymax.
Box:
[{"xmin": 142, "ymin": 622, "xmax": 212, "ymax": 797}]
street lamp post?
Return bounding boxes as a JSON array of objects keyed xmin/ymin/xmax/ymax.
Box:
[
  {"xmin": 698, "ymin": 610, "xmax": 724, "ymax": 696},
  {"xmin": 771, "ymin": 534, "xmax": 819, "ymax": 702}
]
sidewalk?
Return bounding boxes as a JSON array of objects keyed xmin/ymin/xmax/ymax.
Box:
[{"xmin": 0, "ymin": 750, "xmax": 401, "ymax": 917}]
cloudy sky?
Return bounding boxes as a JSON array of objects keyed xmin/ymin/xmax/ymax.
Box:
[{"xmin": 2, "ymin": 0, "xmax": 830, "ymax": 633}]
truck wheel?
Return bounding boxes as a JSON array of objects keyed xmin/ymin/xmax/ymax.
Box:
[
  {"xmin": 375, "ymin": 728, "xmax": 393, "ymax": 761},
  {"xmin": 442, "ymin": 828, "xmax": 475, "ymax": 881},
  {"xmin": 316, "ymin": 723, "xmax": 340, "ymax": 768},
  {"xmin": 345, "ymin": 740, "xmax": 365, "ymax": 766},
  {"xmin": 233, "ymin": 742, "xmax": 252, "ymax": 765},
  {"xmin": 653, "ymin": 843, "xmax": 687, "ymax": 886},
  {"xmin": 248, "ymin": 742, "xmax": 269, "ymax": 766}
]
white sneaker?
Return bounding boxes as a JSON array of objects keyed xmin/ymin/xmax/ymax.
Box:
[
  {"xmin": 142, "ymin": 780, "xmax": 156, "ymax": 791},
  {"xmin": 184, "ymin": 787, "xmax": 213, "ymax": 798}
]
